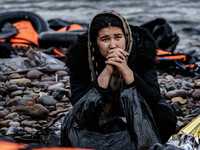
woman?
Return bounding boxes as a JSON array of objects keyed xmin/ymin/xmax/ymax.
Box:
[{"xmin": 60, "ymin": 10, "xmax": 177, "ymax": 149}]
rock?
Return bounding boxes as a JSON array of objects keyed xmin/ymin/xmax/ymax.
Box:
[
  {"xmin": 6, "ymin": 97, "xmax": 29, "ymax": 107},
  {"xmin": 8, "ymin": 73, "xmax": 23, "ymax": 79},
  {"xmin": 55, "ymin": 70, "xmax": 68, "ymax": 77},
  {"xmin": 165, "ymin": 89, "xmax": 187, "ymax": 99},
  {"xmin": 191, "ymin": 89, "xmax": 200, "ymax": 100},
  {"xmin": 7, "ymin": 84, "xmax": 25, "ymax": 91},
  {"xmin": 33, "ymin": 87, "xmax": 42, "ymax": 93},
  {"xmin": 29, "ymin": 104, "xmax": 49, "ymax": 118},
  {"xmin": 181, "ymin": 81, "xmax": 194, "ymax": 88},
  {"xmin": 165, "ymin": 83, "xmax": 177, "ymax": 91},
  {"xmin": 0, "ymin": 106, "xmax": 4, "ymax": 111},
  {"xmin": 190, "ymin": 108, "xmax": 200, "ymax": 115},
  {"xmin": 51, "ymin": 87, "xmax": 70, "ymax": 100},
  {"xmin": 194, "ymin": 79, "xmax": 200, "ymax": 87},
  {"xmin": 27, "ymin": 70, "xmax": 43, "ymax": 79},
  {"xmin": 0, "ymin": 109, "xmax": 9, "ymax": 118},
  {"xmin": 176, "ymin": 120, "xmax": 184, "ymax": 128},
  {"xmin": 187, "ymin": 101, "xmax": 196, "ymax": 109},
  {"xmin": 4, "ymin": 112, "xmax": 19, "ymax": 119},
  {"xmin": 9, "ymin": 121, "xmax": 20, "ymax": 127},
  {"xmin": 10, "ymin": 78, "xmax": 31, "ymax": 84},
  {"xmin": 171, "ymin": 97, "xmax": 187, "ymax": 104},
  {"xmin": 41, "ymin": 77, "xmax": 56, "ymax": 82},
  {"xmin": 0, "ymin": 88, "xmax": 9, "ymax": 97},
  {"xmin": 0, "ymin": 127, "xmax": 8, "ymax": 135},
  {"xmin": 1, "ymin": 120, "xmax": 13, "ymax": 127},
  {"xmin": 37, "ymin": 120, "xmax": 48, "ymax": 125},
  {"xmin": 187, "ymin": 89, "xmax": 195, "ymax": 96},
  {"xmin": 60, "ymin": 97, "xmax": 69, "ymax": 102},
  {"xmin": 48, "ymin": 82, "xmax": 65, "ymax": 91},
  {"xmin": 45, "ymin": 106, "xmax": 56, "ymax": 112},
  {"xmin": 10, "ymin": 90, "xmax": 23, "ymax": 98},
  {"xmin": 11, "ymin": 104, "xmax": 49, "ymax": 118},
  {"xmin": 62, "ymin": 76, "xmax": 70, "ymax": 81},
  {"xmin": 21, "ymin": 120, "xmax": 37, "ymax": 127},
  {"xmin": 38, "ymin": 95, "xmax": 57, "ymax": 106},
  {"xmin": 0, "ymin": 95, "xmax": 3, "ymax": 101},
  {"xmin": 5, "ymin": 127, "xmax": 17, "ymax": 135},
  {"xmin": 0, "ymin": 73, "xmax": 6, "ymax": 82},
  {"xmin": 24, "ymin": 127, "xmax": 37, "ymax": 134},
  {"xmin": 165, "ymin": 75, "xmax": 174, "ymax": 80}
]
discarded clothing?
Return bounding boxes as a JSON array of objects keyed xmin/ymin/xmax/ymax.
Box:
[{"xmin": 0, "ymin": 48, "xmax": 67, "ymax": 74}]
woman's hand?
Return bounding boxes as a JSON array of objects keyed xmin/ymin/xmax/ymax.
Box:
[
  {"xmin": 105, "ymin": 48, "xmax": 134, "ymax": 84},
  {"xmin": 97, "ymin": 64, "xmax": 114, "ymax": 89}
]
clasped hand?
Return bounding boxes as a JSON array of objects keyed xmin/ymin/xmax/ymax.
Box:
[
  {"xmin": 104, "ymin": 48, "xmax": 134, "ymax": 85},
  {"xmin": 105, "ymin": 48, "xmax": 129, "ymax": 75}
]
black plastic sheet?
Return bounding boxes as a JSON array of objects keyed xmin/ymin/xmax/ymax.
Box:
[{"xmin": 60, "ymin": 87, "xmax": 160, "ymax": 150}]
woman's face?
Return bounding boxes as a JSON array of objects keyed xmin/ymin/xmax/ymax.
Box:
[{"xmin": 96, "ymin": 26, "xmax": 126, "ymax": 57}]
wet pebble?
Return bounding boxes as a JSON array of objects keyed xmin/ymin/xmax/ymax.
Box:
[
  {"xmin": 26, "ymin": 70, "xmax": 43, "ymax": 79},
  {"xmin": 0, "ymin": 109, "xmax": 9, "ymax": 118},
  {"xmin": 191, "ymin": 89, "xmax": 200, "ymax": 100},
  {"xmin": 21, "ymin": 120, "xmax": 37, "ymax": 127},
  {"xmin": 0, "ymin": 73, "xmax": 7, "ymax": 82},
  {"xmin": 9, "ymin": 73, "xmax": 23, "ymax": 79},
  {"xmin": 4, "ymin": 112, "xmax": 19, "ymax": 119},
  {"xmin": 6, "ymin": 126, "xmax": 17, "ymax": 135},
  {"xmin": 51, "ymin": 87, "xmax": 70, "ymax": 100},
  {"xmin": 10, "ymin": 90, "xmax": 23, "ymax": 98},
  {"xmin": 10, "ymin": 78, "xmax": 31, "ymax": 84},
  {"xmin": 55, "ymin": 70, "xmax": 68, "ymax": 77},
  {"xmin": 48, "ymin": 82, "xmax": 65, "ymax": 91},
  {"xmin": 9, "ymin": 121, "xmax": 20, "ymax": 127},
  {"xmin": 38, "ymin": 95, "xmax": 57, "ymax": 106},
  {"xmin": 165, "ymin": 89, "xmax": 187, "ymax": 99}
]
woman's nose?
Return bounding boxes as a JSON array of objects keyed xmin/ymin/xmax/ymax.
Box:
[{"xmin": 109, "ymin": 39, "xmax": 117, "ymax": 49}]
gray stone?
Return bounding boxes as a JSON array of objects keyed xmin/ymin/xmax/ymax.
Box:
[
  {"xmin": 4, "ymin": 112, "xmax": 19, "ymax": 119},
  {"xmin": 51, "ymin": 87, "xmax": 70, "ymax": 100},
  {"xmin": 165, "ymin": 89, "xmax": 187, "ymax": 99},
  {"xmin": 38, "ymin": 95, "xmax": 57, "ymax": 106},
  {"xmin": 48, "ymin": 82, "xmax": 65, "ymax": 91},
  {"xmin": 9, "ymin": 121, "xmax": 20, "ymax": 127},
  {"xmin": 21, "ymin": 120, "xmax": 37, "ymax": 127},
  {"xmin": 191, "ymin": 90, "xmax": 200, "ymax": 100},
  {"xmin": 10, "ymin": 90, "xmax": 23, "ymax": 98},
  {"xmin": 55, "ymin": 70, "xmax": 68, "ymax": 77},
  {"xmin": 27, "ymin": 70, "xmax": 43, "ymax": 79},
  {"xmin": 6, "ymin": 97, "xmax": 29, "ymax": 107},
  {"xmin": 5, "ymin": 127, "xmax": 17, "ymax": 135}
]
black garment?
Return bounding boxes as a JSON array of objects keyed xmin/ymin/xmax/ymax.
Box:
[
  {"xmin": 66, "ymin": 25, "xmax": 160, "ymax": 108},
  {"xmin": 65, "ymin": 25, "xmax": 177, "ymax": 144},
  {"xmin": 60, "ymin": 86, "xmax": 160, "ymax": 149}
]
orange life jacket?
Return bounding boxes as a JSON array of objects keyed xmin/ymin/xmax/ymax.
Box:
[
  {"xmin": 56, "ymin": 24, "xmax": 83, "ymax": 32},
  {"xmin": 0, "ymin": 20, "xmax": 39, "ymax": 47},
  {"xmin": 156, "ymin": 49, "xmax": 194, "ymax": 68}
]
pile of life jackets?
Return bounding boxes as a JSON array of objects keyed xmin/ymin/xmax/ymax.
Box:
[
  {"xmin": 141, "ymin": 18, "xmax": 200, "ymax": 77},
  {"xmin": 0, "ymin": 11, "xmax": 85, "ymax": 60}
]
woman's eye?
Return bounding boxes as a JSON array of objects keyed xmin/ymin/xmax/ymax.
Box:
[
  {"xmin": 102, "ymin": 38, "xmax": 109, "ymax": 42},
  {"xmin": 116, "ymin": 36, "xmax": 121, "ymax": 39}
]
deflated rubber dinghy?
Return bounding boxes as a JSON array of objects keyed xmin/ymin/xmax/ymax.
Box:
[
  {"xmin": 0, "ymin": 11, "xmax": 49, "ymax": 48},
  {"xmin": 0, "ymin": 11, "xmax": 48, "ymax": 33}
]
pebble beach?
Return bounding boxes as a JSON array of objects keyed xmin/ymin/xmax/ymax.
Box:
[{"xmin": 0, "ymin": 49, "xmax": 200, "ymax": 146}]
